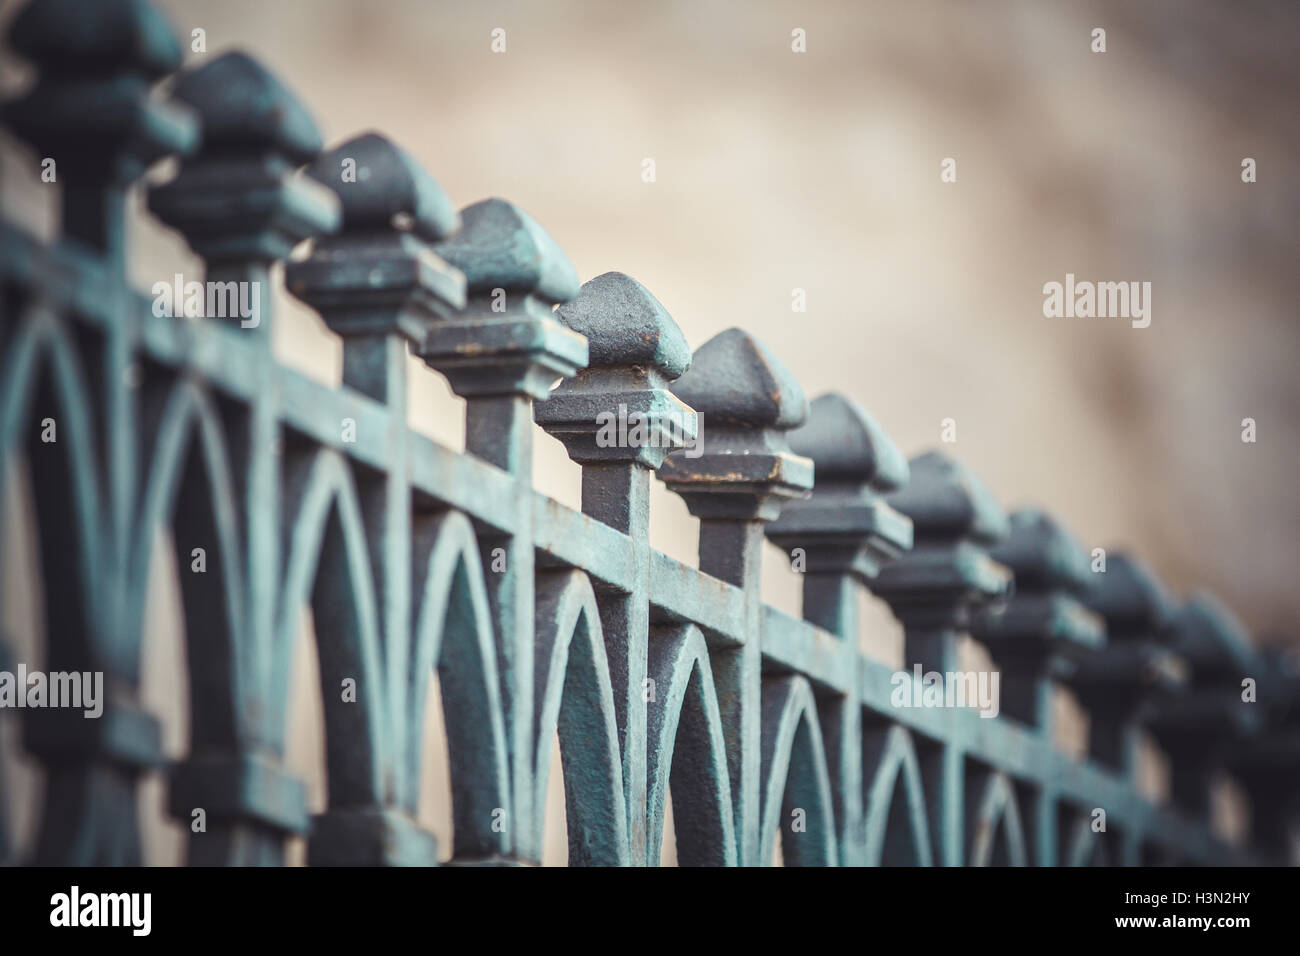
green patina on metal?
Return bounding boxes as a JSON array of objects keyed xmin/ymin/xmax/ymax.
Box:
[{"xmin": 0, "ymin": 0, "xmax": 1295, "ymax": 867}]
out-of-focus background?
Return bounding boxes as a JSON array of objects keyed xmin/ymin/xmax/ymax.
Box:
[{"xmin": 2, "ymin": 0, "xmax": 1297, "ymax": 864}]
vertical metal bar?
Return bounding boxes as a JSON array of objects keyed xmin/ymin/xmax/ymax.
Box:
[
  {"xmin": 659, "ymin": 327, "xmax": 814, "ymax": 866},
  {"xmin": 873, "ymin": 452, "xmax": 1014, "ymax": 867},
  {"xmin": 425, "ymin": 198, "xmax": 587, "ymax": 861},
  {"xmin": 767, "ymin": 393, "xmax": 914, "ymax": 867},
  {"xmin": 700, "ymin": 517, "xmax": 766, "ymax": 865},
  {"xmin": 535, "ymin": 272, "xmax": 697, "ymax": 865},
  {"xmin": 910, "ymin": 627, "xmax": 967, "ymax": 866},
  {"xmin": 465, "ymin": 392, "xmax": 537, "ymax": 858},
  {"xmin": 145, "ymin": 49, "xmax": 340, "ymax": 865},
  {"xmin": 1, "ymin": 0, "xmax": 198, "ymax": 865},
  {"xmin": 285, "ymin": 131, "xmax": 465, "ymax": 861},
  {"xmin": 802, "ymin": 573, "xmax": 864, "ymax": 865},
  {"xmin": 581, "ymin": 461, "xmax": 650, "ymax": 864}
]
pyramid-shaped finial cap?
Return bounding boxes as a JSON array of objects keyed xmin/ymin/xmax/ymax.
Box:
[
  {"xmin": 434, "ymin": 198, "xmax": 579, "ymax": 305},
  {"xmin": 171, "ymin": 51, "xmax": 323, "ymax": 164},
  {"xmin": 1170, "ymin": 593, "xmax": 1257, "ymax": 678},
  {"xmin": 304, "ymin": 132, "xmax": 459, "ymax": 242},
  {"xmin": 1084, "ymin": 552, "xmax": 1174, "ymax": 637},
  {"xmin": 5, "ymin": 0, "xmax": 197, "ymax": 196},
  {"xmin": 556, "ymin": 272, "xmax": 691, "ymax": 380},
  {"xmin": 787, "ymin": 393, "xmax": 908, "ymax": 492},
  {"xmin": 658, "ymin": 328, "xmax": 812, "ymax": 517},
  {"xmin": 670, "ymin": 328, "xmax": 807, "ymax": 429},
  {"xmin": 972, "ymin": 507, "xmax": 1105, "ymax": 662},
  {"xmin": 11, "ymin": 0, "xmax": 183, "ymax": 76},
  {"xmin": 883, "ymin": 451, "xmax": 1008, "ymax": 545},
  {"xmin": 765, "ymin": 392, "xmax": 913, "ymax": 577},
  {"xmin": 990, "ymin": 508, "xmax": 1092, "ymax": 593}
]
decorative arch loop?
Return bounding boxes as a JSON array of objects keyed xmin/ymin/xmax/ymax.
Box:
[
  {"xmin": 967, "ymin": 769, "xmax": 1029, "ymax": 867},
  {"xmin": 759, "ymin": 675, "xmax": 838, "ymax": 866},
  {"xmin": 533, "ymin": 569, "xmax": 629, "ymax": 866},
  {"xmin": 0, "ymin": 302, "xmax": 125, "ymax": 864},
  {"xmin": 1065, "ymin": 813, "xmax": 1111, "ymax": 867},
  {"xmin": 645, "ymin": 624, "xmax": 736, "ymax": 866},
  {"xmin": 274, "ymin": 446, "xmax": 389, "ymax": 808},
  {"xmin": 861, "ymin": 724, "xmax": 933, "ymax": 866},
  {"xmin": 128, "ymin": 375, "xmax": 249, "ymax": 746},
  {"xmin": 0, "ymin": 304, "xmax": 103, "ymax": 667},
  {"xmin": 408, "ymin": 509, "xmax": 511, "ymax": 860}
]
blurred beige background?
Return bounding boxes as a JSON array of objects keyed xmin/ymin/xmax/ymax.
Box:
[{"xmin": 2, "ymin": 0, "xmax": 1297, "ymax": 863}]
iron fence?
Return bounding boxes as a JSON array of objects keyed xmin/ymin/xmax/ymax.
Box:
[{"xmin": 0, "ymin": 0, "xmax": 1295, "ymax": 866}]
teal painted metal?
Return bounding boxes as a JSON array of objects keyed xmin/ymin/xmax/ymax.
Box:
[{"xmin": 0, "ymin": 0, "xmax": 1294, "ymax": 867}]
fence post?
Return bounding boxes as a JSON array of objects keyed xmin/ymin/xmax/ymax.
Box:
[
  {"xmin": 285, "ymin": 131, "xmax": 466, "ymax": 863},
  {"xmin": 5, "ymin": 0, "xmax": 195, "ymax": 261},
  {"xmin": 1149, "ymin": 595, "xmax": 1261, "ymax": 822},
  {"xmin": 535, "ymin": 271, "xmax": 696, "ymax": 865},
  {"xmin": 658, "ymin": 328, "xmax": 813, "ymax": 865},
  {"xmin": 147, "ymin": 51, "xmax": 340, "ymax": 865},
  {"xmin": 3, "ymin": 0, "xmax": 197, "ymax": 865},
  {"xmin": 872, "ymin": 451, "xmax": 1014, "ymax": 866},
  {"xmin": 420, "ymin": 199, "xmax": 587, "ymax": 861},
  {"xmin": 975, "ymin": 508, "xmax": 1106, "ymax": 865},
  {"xmin": 765, "ymin": 392, "xmax": 913, "ymax": 865},
  {"xmin": 1070, "ymin": 552, "xmax": 1187, "ymax": 864},
  {"xmin": 1231, "ymin": 648, "xmax": 1300, "ymax": 863}
]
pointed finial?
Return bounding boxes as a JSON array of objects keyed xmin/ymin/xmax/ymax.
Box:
[
  {"xmin": 11, "ymin": 0, "xmax": 182, "ymax": 75},
  {"xmin": 302, "ymin": 132, "xmax": 460, "ymax": 241},
  {"xmin": 554, "ymin": 272, "xmax": 691, "ymax": 378},
  {"xmin": 1167, "ymin": 592, "xmax": 1257, "ymax": 679},
  {"xmin": 1147, "ymin": 594, "xmax": 1260, "ymax": 745},
  {"xmin": 659, "ymin": 328, "xmax": 813, "ymax": 522},
  {"xmin": 883, "ymin": 451, "xmax": 1008, "ymax": 545},
  {"xmin": 147, "ymin": 51, "xmax": 338, "ymax": 267},
  {"xmin": 973, "ymin": 509, "xmax": 1105, "ymax": 694},
  {"xmin": 286, "ymin": 132, "xmax": 465, "ymax": 346},
  {"xmin": 1083, "ymin": 552, "xmax": 1174, "ymax": 639},
  {"xmin": 766, "ymin": 392, "xmax": 912, "ymax": 579},
  {"xmin": 788, "ymin": 393, "xmax": 909, "ymax": 491},
  {"xmin": 670, "ymin": 327, "xmax": 808, "ymax": 429},
  {"xmin": 990, "ymin": 509, "xmax": 1093, "ymax": 593},
  {"xmin": 535, "ymin": 272, "xmax": 694, "ymax": 468},
  {"xmin": 872, "ymin": 451, "xmax": 1012, "ymax": 631},
  {"xmin": 435, "ymin": 198, "xmax": 580, "ymax": 305},
  {"xmin": 5, "ymin": 0, "xmax": 197, "ymax": 253},
  {"xmin": 1067, "ymin": 552, "xmax": 1187, "ymax": 727},
  {"xmin": 419, "ymin": 199, "xmax": 586, "ymax": 400},
  {"xmin": 169, "ymin": 50, "xmax": 322, "ymax": 162}
]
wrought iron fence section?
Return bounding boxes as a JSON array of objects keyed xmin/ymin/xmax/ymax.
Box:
[{"xmin": 0, "ymin": 0, "xmax": 1294, "ymax": 868}]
